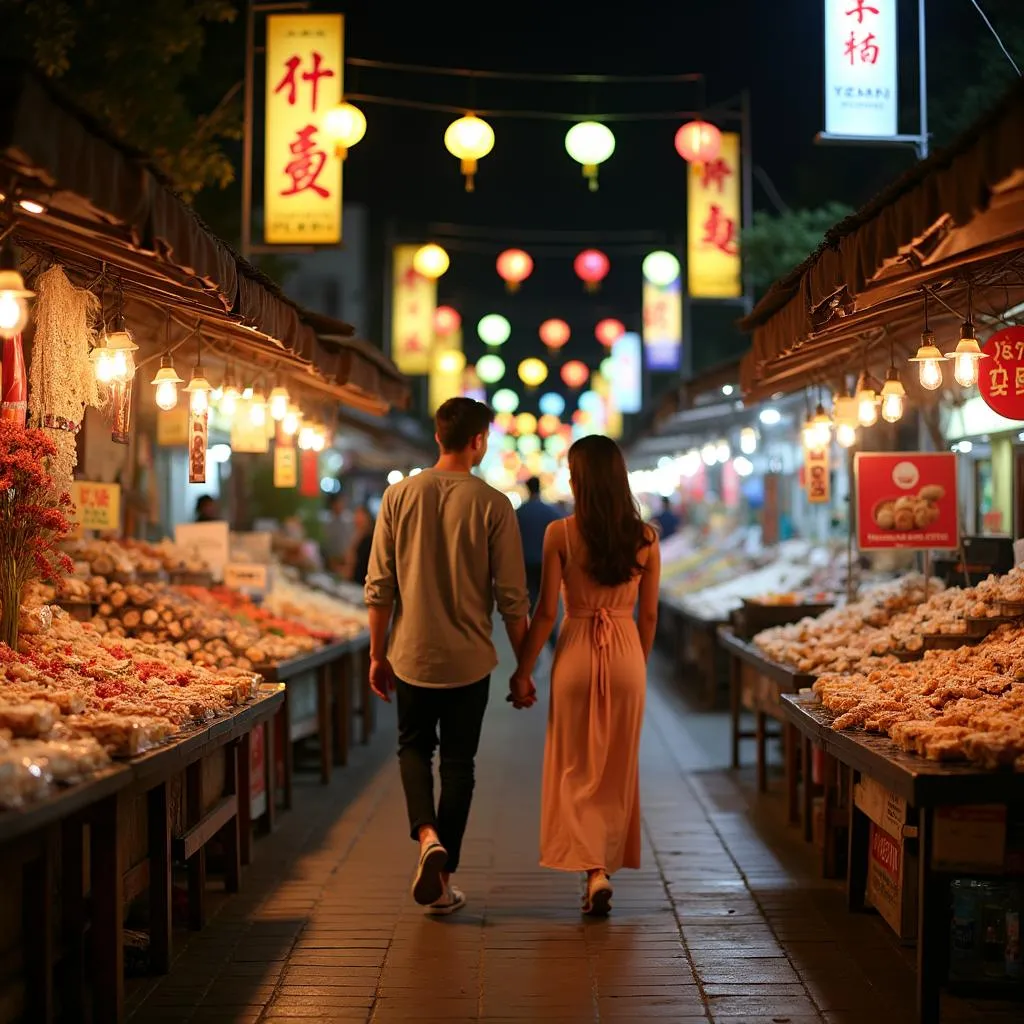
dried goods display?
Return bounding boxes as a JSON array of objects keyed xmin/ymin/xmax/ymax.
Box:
[{"xmin": 263, "ymin": 576, "xmax": 368, "ymax": 638}]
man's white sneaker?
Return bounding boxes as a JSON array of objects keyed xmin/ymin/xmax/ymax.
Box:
[
  {"xmin": 426, "ymin": 884, "xmax": 466, "ymax": 916},
  {"xmin": 412, "ymin": 842, "xmax": 448, "ymax": 906}
]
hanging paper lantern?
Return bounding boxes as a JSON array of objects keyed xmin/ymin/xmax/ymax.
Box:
[
  {"xmin": 599, "ymin": 356, "xmax": 614, "ymax": 379},
  {"xmin": 573, "ymin": 249, "xmax": 609, "ymax": 293},
  {"xmin": 539, "ymin": 318, "xmax": 571, "ymax": 352},
  {"xmin": 492, "ymin": 388, "xmax": 520, "ymax": 414},
  {"xmin": 444, "ymin": 114, "xmax": 495, "ymax": 191},
  {"xmin": 434, "ymin": 305, "xmax": 461, "ymax": 336},
  {"xmin": 578, "ymin": 390, "xmax": 603, "ymax": 415},
  {"xmin": 674, "ymin": 120, "xmax": 722, "ymax": 164},
  {"xmin": 538, "ymin": 413, "xmax": 561, "ymax": 438},
  {"xmin": 413, "ymin": 243, "xmax": 449, "ymax": 280},
  {"xmin": 477, "ymin": 314, "xmax": 511, "ymax": 346},
  {"xmin": 518, "ymin": 357, "xmax": 548, "ymax": 389},
  {"xmin": 564, "ymin": 122, "xmax": 616, "ymax": 191},
  {"xmin": 518, "ymin": 434, "xmax": 542, "ymax": 455},
  {"xmin": 642, "ymin": 251, "xmax": 681, "ymax": 287},
  {"xmin": 494, "ymin": 411, "xmax": 516, "ymax": 432},
  {"xmin": 515, "ymin": 412, "xmax": 538, "ymax": 435},
  {"xmin": 538, "ymin": 392, "xmax": 566, "ymax": 417},
  {"xmin": 475, "ymin": 354, "xmax": 505, "ymax": 384},
  {"xmin": 496, "ymin": 249, "xmax": 534, "ymax": 292},
  {"xmin": 595, "ymin": 318, "xmax": 625, "ymax": 347},
  {"xmin": 561, "ymin": 360, "xmax": 589, "ymax": 389},
  {"xmin": 323, "ymin": 102, "xmax": 367, "ymax": 159}
]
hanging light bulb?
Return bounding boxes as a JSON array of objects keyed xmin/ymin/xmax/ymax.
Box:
[
  {"xmin": 801, "ymin": 418, "xmax": 819, "ymax": 450},
  {"xmin": 220, "ymin": 365, "xmax": 241, "ymax": 417},
  {"xmin": 249, "ymin": 382, "xmax": 267, "ymax": 427},
  {"xmin": 810, "ymin": 402, "xmax": 832, "ymax": 449},
  {"xmin": 90, "ymin": 335, "xmax": 116, "ymax": 384},
  {"xmin": 269, "ymin": 382, "xmax": 290, "ymax": 421},
  {"xmin": 855, "ymin": 371, "xmax": 881, "ymax": 427},
  {"xmin": 150, "ymin": 354, "xmax": 183, "ymax": 411},
  {"xmin": 311, "ymin": 427, "xmax": 327, "ymax": 452},
  {"xmin": 836, "ymin": 422, "xmax": 858, "ymax": 448},
  {"xmin": 282, "ymin": 403, "xmax": 301, "ymax": 436},
  {"xmin": 880, "ymin": 368, "xmax": 906, "ymax": 423},
  {"xmin": 298, "ymin": 425, "xmax": 316, "ymax": 450},
  {"xmin": 184, "ymin": 365, "xmax": 212, "ymax": 414},
  {"xmin": 0, "ymin": 238, "xmax": 33, "ymax": 339},
  {"xmin": 909, "ymin": 291, "xmax": 947, "ymax": 391},
  {"xmin": 946, "ymin": 319, "xmax": 987, "ymax": 387}
]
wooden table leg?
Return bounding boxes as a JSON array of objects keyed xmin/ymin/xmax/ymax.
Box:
[
  {"xmin": 91, "ymin": 794, "xmax": 124, "ymax": 1024},
  {"xmin": 264, "ymin": 719, "xmax": 277, "ymax": 833},
  {"xmin": 755, "ymin": 710, "xmax": 767, "ymax": 793},
  {"xmin": 281, "ymin": 691, "xmax": 294, "ymax": 810},
  {"xmin": 802, "ymin": 736, "xmax": 814, "ymax": 843},
  {"xmin": 333, "ymin": 652, "xmax": 351, "ymax": 768},
  {"xmin": 847, "ymin": 775, "xmax": 870, "ymax": 912},
  {"xmin": 237, "ymin": 729, "xmax": 253, "ymax": 866},
  {"xmin": 147, "ymin": 781, "xmax": 172, "ymax": 974},
  {"xmin": 61, "ymin": 815, "xmax": 86, "ymax": 1019},
  {"xmin": 186, "ymin": 760, "xmax": 206, "ymax": 930},
  {"xmin": 821, "ymin": 753, "xmax": 841, "ymax": 878},
  {"xmin": 784, "ymin": 723, "xmax": 799, "ymax": 825},
  {"xmin": 222, "ymin": 741, "xmax": 241, "ymax": 894},
  {"xmin": 729, "ymin": 655, "xmax": 742, "ymax": 769},
  {"xmin": 317, "ymin": 663, "xmax": 332, "ymax": 784},
  {"xmin": 23, "ymin": 827, "xmax": 56, "ymax": 1024},
  {"xmin": 916, "ymin": 806, "xmax": 945, "ymax": 1024}
]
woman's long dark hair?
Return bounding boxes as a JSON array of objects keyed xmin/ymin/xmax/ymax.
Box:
[{"xmin": 568, "ymin": 435, "xmax": 651, "ymax": 587}]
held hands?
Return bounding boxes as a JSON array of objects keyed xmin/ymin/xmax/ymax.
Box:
[
  {"xmin": 369, "ymin": 656, "xmax": 396, "ymax": 702},
  {"xmin": 506, "ymin": 671, "xmax": 537, "ymax": 710}
]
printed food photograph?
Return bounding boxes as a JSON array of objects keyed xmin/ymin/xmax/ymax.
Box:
[{"xmin": 871, "ymin": 485, "xmax": 946, "ymax": 532}]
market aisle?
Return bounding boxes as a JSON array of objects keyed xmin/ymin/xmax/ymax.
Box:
[{"xmin": 129, "ymin": 643, "xmax": 1017, "ymax": 1024}]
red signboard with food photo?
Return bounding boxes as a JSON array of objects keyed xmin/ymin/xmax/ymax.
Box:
[{"xmin": 855, "ymin": 452, "xmax": 959, "ymax": 551}]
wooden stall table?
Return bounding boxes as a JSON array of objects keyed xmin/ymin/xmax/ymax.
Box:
[
  {"xmin": 718, "ymin": 628, "xmax": 814, "ymax": 825},
  {"xmin": 782, "ymin": 693, "xmax": 1024, "ymax": 1024},
  {"xmin": 658, "ymin": 595, "xmax": 728, "ymax": 708}
]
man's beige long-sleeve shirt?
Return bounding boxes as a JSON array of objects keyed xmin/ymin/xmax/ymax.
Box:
[{"xmin": 364, "ymin": 469, "xmax": 530, "ymax": 688}]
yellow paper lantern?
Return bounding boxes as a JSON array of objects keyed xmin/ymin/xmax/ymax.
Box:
[
  {"xmin": 444, "ymin": 114, "xmax": 495, "ymax": 192},
  {"xmin": 515, "ymin": 412, "xmax": 538, "ymax": 435},
  {"xmin": 413, "ymin": 243, "xmax": 450, "ymax": 280},
  {"xmin": 518, "ymin": 357, "xmax": 548, "ymax": 388},
  {"xmin": 565, "ymin": 121, "xmax": 616, "ymax": 191},
  {"xmin": 323, "ymin": 102, "xmax": 367, "ymax": 158}
]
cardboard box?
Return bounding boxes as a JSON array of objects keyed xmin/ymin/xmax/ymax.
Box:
[
  {"xmin": 866, "ymin": 821, "xmax": 919, "ymax": 940},
  {"xmin": 932, "ymin": 805, "xmax": 1007, "ymax": 872},
  {"xmin": 854, "ymin": 774, "xmax": 914, "ymax": 840}
]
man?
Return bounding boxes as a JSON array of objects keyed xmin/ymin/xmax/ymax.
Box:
[
  {"xmin": 364, "ymin": 397, "xmax": 534, "ymax": 916},
  {"xmin": 516, "ymin": 476, "xmax": 560, "ymax": 648},
  {"xmin": 654, "ymin": 495, "xmax": 680, "ymax": 539},
  {"xmin": 194, "ymin": 495, "xmax": 220, "ymax": 522},
  {"xmin": 321, "ymin": 493, "xmax": 353, "ymax": 572}
]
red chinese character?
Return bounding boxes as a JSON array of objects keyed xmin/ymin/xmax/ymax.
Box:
[
  {"xmin": 644, "ymin": 300, "xmax": 667, "ymax": 329},
  {"xmin": 273, "ymin": 52, "xmax": 335, "ymax": 112},
  {"xmin": 699, "ymin": 157, "xmax": 732, "ymax": 193},
  {"xmin": 80, "ymin": 486, "xmax": 91, "ymax": 506},
  {"xmin": 95, "ymin": 488, "xmax": 110, "ymax": 509},
  {"xmin": 701, "ymin": 205, "xmax": 739, "ymax": 256},
  {"xmin": 404, "ymin": 335, "xmax": 424, "ymax": 353},
  {"xmin": 401, "ymin": 267, "xmax": 419, "ymax": 288},
  {"xmin": 845, "ymin": 31, "xmax": 880, "ymax": 65},
  {"xmin": 845, "ymin": 1, "xmax": 879, "ymax": 24},
  {"xmin": 281, "ymin": 125, "xmax": 329, "ymax": 198}
]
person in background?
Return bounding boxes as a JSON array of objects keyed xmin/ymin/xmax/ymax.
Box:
[
  {"xmin": 364, "ymin": 397, "xmax": 534, "ymax": 917},
  {"xmin": 516, "ymin": 477, "xmax": 561, "ymax": 615},
  {"xmin": 654, "ymin": 495, "xmax": 680, "ymax": 539},
  {"xmin": 347, "ymin": 505, "xmax": 375, "ymax": 584},
  {"xmin": 322, "ymin": 493, "xmax": 353, "ymax": 572},
  {"xmin": 195, "ymin": 495, "xmax": 220, "ymax": 522}
]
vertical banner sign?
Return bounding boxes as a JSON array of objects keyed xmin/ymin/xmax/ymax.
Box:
[
  {"xmin": 274, "ymin": 444, "xmax": 298, "ymax": 488},
  {"xmin": 299, "ymin": 449, "xmax": 320, "ymax": 497},
  {"xmin": 264, "ymin": 14, "xmax": 344, "ymax": 245},
  {"xmin": 805, "ymin": 447, "xmax": 830, "ymax": 504},
  {"xmin": 610, "ymin": 332, "xmax": 642, "ymax": 414},
  {"xmin": 687, "ymin": 132, "xmax": 742, "ymax": 298},
  {"xmin": 188, "ymin": 409, "xmax": 208, "ymax": 484},
  {"xmin": 390, "ymin": 244, "xmax": 436, "ymax": 375},
  {"xmin": 429, "ymin": 328, "xmax": 464, "ymax": 413},
  {"xmin": 762, "ymin": 473, "xmax": 780, "ymax": 545},
  {"xmin": 824, "ymin": 0, "xmax": 897, "ymax": 137},
  {"xmin": 643, "ymin": 276, "xmax": 683, "ymax": 371}
]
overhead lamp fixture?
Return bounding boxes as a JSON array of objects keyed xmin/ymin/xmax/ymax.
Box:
[
  {"xmin": 182, "ymin": 327, "xmax": 212, "ymax": 414},
  {"xmin": 249, "ymin": 380, "xmax": 268, "ymax": 427},
  {"xmin": 150, "ymin": 354, "xmax": 183, "ymax": 411},
  {"xmin": 909, "ymin": 290, "xmax": 947, "ymax": 391},
  {"xmin": 269, "ymin": 382, "xmax": 290, "ymax": 421},
  {"xmin": 0, "ymin": 237, "xmax": 33, "ymax": 339},
  {"xmin": 944, "ymin": 281, "xmax": 987, "ymax": 388},
  {"xmin": 219, "ymin": 364, "xmax": 241, "ymax": 417}
]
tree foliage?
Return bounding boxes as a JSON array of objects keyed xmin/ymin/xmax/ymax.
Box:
[
  {"xmin": 0, "ymin": 0, "xmax": 241, "ymax": 201},
  {"xmin": 742, "ymin": 203, "xmax": 854, "ymax": 293}
]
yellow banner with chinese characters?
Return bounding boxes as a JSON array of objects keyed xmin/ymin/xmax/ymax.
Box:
[
  {"xmin": 687, "ymin": 132, "xmax": 742, "ymax": 298},
  {"xmin": 591, "ymin": 371, "xmax": 622, "ymax": 439},
  {"xmin": 264, "ymin": 14, "xmax": 344, "ymax": 245},
  {"xmin": 70, "ymin": 481, "xmax": 121, "ymax": 534},
  {"xmin": 391, "ymin": 244, "xmax": 436, "ymax": 375},
  {"xmin": 429, "ymin": 328, "xmax": 464, "ymax": 414},
  {"xmin": 642, "ymin": 278, "xmax": 683, "ymax": 371},
  {"xmin": 274, "ymin": 445, "xmax": 297, "ymax": 488}
]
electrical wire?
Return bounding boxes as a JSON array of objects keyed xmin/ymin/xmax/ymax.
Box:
[{"xmin": 968, "ymin": 0, "xmax": 1022, "ymax": 76}]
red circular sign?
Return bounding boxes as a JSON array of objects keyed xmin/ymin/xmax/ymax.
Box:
[{"xmin": 979, "ymin": 326, "xmax": 1024, "ymax": 420}]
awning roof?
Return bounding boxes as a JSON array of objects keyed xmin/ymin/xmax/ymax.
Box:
[
  {"xmin": 739, "ymin": 78, "xmax": 1024, "ymax": 402},
  {"xmin": 0, "ymin": 66, "xmax": 409, "ymax": 411}
]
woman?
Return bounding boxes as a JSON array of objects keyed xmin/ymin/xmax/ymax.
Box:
[
  {"xmin": 347, "ymin": 505, "xmax": 375, "ymax": 584},
  {"xmin": 510, "ymin": 435, "xmax": 660, "ymax": 916}
]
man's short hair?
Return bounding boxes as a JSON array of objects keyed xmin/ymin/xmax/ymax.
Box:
[
  {"xmin": 435, "ymin": 397, "xmax": 493, "ymax": 452},
  {"xmin": 526, "ymin": 476, "xmax": 541, "ymax": 497}
]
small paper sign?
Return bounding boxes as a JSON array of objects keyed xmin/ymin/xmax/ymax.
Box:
[
  {"xmin": 188, "ymin": 409, "xmax": 209, "ymax": 484},
  {"xmin": 157, "ymin": 406, "xmax": 189, "ymax": 446},
  {"xmin": 224, "ymin": 562, "xmax": 269, "ymax": 596},
  {"xmin": 175, "ymin": 521, "xmax": 230, "ymax": 581},
  {"xmin": 274, "ymin": 445, "xmax": 297, "ymax": 488},
  {"xmin": 70, "ymin": 481, "xmax": 121, "ymax": 532},
  {"xmin": 805, "ymin": 447, "xmax": 830, "ymax": 504}
]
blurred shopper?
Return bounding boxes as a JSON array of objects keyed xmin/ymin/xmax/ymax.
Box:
[
  {"xmin": 653, "ymin": 495, "xmax": 679, "ymax": 539},
  {"xmin": 194, "ymin": 495, "xmax": 220, "ymax": 522},
  {"xmin": 365, "ymin": 397, "xmax": 533, "ymax": 916},
  {"xmin": 322, "ymin": 493, "xmax": 353, "ymax": 572},
  {"xmin": 511, "ymin": 435, "xmax": 660, "ymax": 916},
  {"xmin": 347, "ymin": 504, "xmax": 375, "ymax": 584},
  {"xmin": 516, "ymin": 476, "xmax": 560, "ymax": 613}
]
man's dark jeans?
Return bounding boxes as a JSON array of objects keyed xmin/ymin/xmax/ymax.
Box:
[{"xmin": 395, "ymin": 676, "xmax": 490, "ymax": 875}]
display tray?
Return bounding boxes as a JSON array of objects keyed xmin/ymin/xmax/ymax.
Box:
[
  {"xmin": 780, "ymin": 693, "xmax": 1024, "ymax": 807},
  {"xmin": 261, "ymin": 637, "xmax": 361, "ymax": 683},
  {"xmin": 717, "ymin": 627, "xmax": 817, "ymax": 690},
  {"xmin": 921, "ymin": 632, "xmax": 980, "ymax": 651},
  {"xmin": 733, "ymin": 599, "xmax": 835, "ymax": 641},
  {"xmin": 965, "ymin": 614, "xmax": 1023, "ymax": 637},
  {"xmin": 0, "ymin": 685, "xmax": 285, "ymax": 846}
]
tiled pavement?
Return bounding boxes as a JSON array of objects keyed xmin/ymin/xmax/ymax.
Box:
[{"xmin": 128, "ymin": 642, "xmax": 1021, "ymax": 1023}]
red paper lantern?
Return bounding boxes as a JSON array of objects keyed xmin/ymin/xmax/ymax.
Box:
[
  {"xmin": 496, "ymin": 249, "xmax": 534, "ymax": 292},
  {"xmin": 434, "ymin": 305, "xmax": 461, "ymax": 336},
  {"xmin": 573, "ymin": 249, "xmax": 609, "ymax": 293},
  {"xmin": 595, "ymin": 318, "xmax": 625, "ymax": 347},
  {"xmin": 539, "ymin": 318, "xmax": 571, "ymax": 351},
  {"xmin": 494, "ymin": 412, "xmax": 516, "ymax": 433},
  {"xmin": 674, "ymin": 120, "xmax": 722, "ymax": 164},
  {"xmin": 561, "ymin": 360, "xmax": 589, "ymax": 389}
]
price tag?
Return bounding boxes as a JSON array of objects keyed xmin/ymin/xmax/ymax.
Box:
[
  {"xmin": 70, "ymin": 481, "xmax": 121, "ymax": 533},
  {"xmin": 224, "ymin": 562, "xmax": 269, "ymax": 596}
]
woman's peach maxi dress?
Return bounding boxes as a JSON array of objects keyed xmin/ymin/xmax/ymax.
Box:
[{"xmin": 540, "ymin": 518, "xmax": 646, "ymax": 874}]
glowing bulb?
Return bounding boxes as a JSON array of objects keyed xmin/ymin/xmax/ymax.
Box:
[
  {"xmin": 0, "ymin": 293, "xmax": 28, "ymax": 335},
  {"xmin": 111, "ymin": 349, "xmax": 128, "ymax": 380},
  {"xmin": 953, "ymin": 353, "xmax": 979, "ymax": 388},
  {"xmin": 249, "ymin": 398, "xmax": 267, "ymax": 427},
  {"xmin": 94, "ymin": 350, "xmax": 116, "ymax": 384},
  {"xmin": 311, "ymin": 430, "xmax": 326, "ymax": 452},
  {"xmin": 881, "ymin": 391, "xmax": 904, "ymax": 423},
  {"xmin": 269, "ymin": 386, "xmax": 290, "ymax": 421},
  {"xmin": 836, "ymin": 422, "xmax": 857, "ymax": 448},
  {"xmin": 856, "ymin": 391, "xmax": 879, "ymax": 427},
  {"xmin": 740, "ymin": 427, "xmax": 757, "ymax": 455},
  {"xmin": 282, "ymin": 407, "xmax": 300, "ymax": 436},
  {"xmin": 190, "ymin": 388, "xmax": 209, "ymax": 414},
  {"xmin": 155, "ymin": 380, "xmax": 179, "ymax": 411},
  {"xmin": 701, "ymin": 443, "xmax": 717, "ymax": 466},
  {"xmin": 917, "ymin": 358, "xmax": 943, "ymax": 390},
  {"xmin": 298, "ymin": 426, "xmax": 315, "ymax": 450}
]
